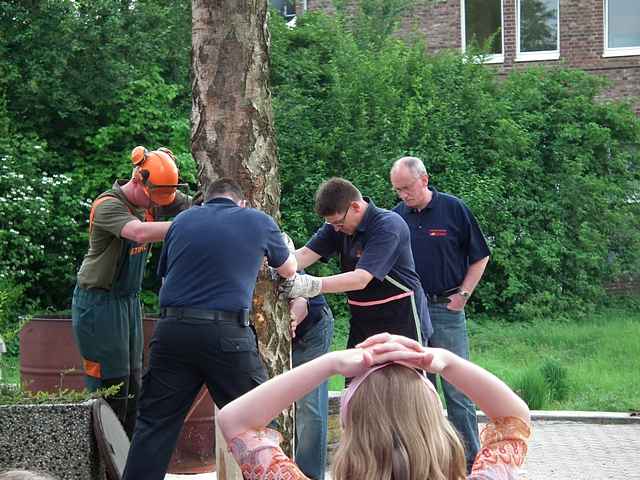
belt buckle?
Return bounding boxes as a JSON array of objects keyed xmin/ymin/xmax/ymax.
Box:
[{"xmin": 240, "ymin": 309, "xmax": 250, "ymax": 327}]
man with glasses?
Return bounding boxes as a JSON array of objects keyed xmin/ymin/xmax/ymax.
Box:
[
  {"xmin": 390, "ymin": 156, "xmax": 490, "ymax": 472},
  {"xmin": 280, "ymin": 177, "xmax": 432, "ymax": 351}
]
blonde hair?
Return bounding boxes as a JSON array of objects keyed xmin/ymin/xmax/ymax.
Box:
[{"xmin": 332, "ymin": 365, "xmax": 466, "ymax": 480}]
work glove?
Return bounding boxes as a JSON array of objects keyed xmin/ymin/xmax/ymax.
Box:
[
  {"xmin": 281, "ymin": 231, "xmax": 296, "ymax": 254},
  {"xmin": 279, "ymin": 273, "xmax": 322, "ymax": 299}
]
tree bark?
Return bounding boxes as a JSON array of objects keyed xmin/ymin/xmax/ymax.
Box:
[{"xmin": 192, "ymin": 1, "xmax": 293, "ymax": 478}]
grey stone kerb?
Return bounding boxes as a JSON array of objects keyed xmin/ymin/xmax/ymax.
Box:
[
  {"xmin": 0, "ymin": 399, "xmax": 106, "ymax": 479},
  {"xmin": 328, "ymin": 391, "xmax": 640, "ymax": 424}
]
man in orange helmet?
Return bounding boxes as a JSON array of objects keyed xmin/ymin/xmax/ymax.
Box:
[{"xmin": 72, "ymin": 146, "xmax": 191, "ymax": 437}]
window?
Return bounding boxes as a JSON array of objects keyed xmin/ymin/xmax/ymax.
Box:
[
  {"xmin": 461, "ymin": 0, "xmax": 504, "ymax": 63},
  {"xmin": 271, "ymin": 0, "xmax": 296, "ymax": 20},
  {"xmin": 604, "ymin": 0, "xmax": 640, "ymax": 57},
  {"xmin": 517, "ymin": 0, "xmax": 559, "ymax": 61}
]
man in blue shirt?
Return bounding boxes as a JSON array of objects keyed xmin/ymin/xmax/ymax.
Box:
[
  {"xmin": 122, "ymin": 178, "xmax": 297, "ymax": 480},
  {"xmin": 281, "ymin": 177, "xmax": 432, "ymax": 350},
  {"xmin": 390, "ymin": 156, "xmax": 490, "ymax": 472}
]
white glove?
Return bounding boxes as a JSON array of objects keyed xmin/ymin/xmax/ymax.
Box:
[{"xmin": 280, "ymin": 273, "xmax": 322, "ymax": 299}]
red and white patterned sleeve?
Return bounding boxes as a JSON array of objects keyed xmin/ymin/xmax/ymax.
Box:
[
  {"xmin": 228, "ymin": 428, "xmax": 310, "ymax": 480},
  {"xmin": 468, "ymin": 416, "xmax": 532, "ymax": 480}
]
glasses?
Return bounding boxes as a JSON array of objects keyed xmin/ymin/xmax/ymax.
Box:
[
  {"xmin": 392, "ymin": 177, "xmax": 421, "ymax": 195},
  {"xmin": 325, "ymin": 205, "xmax": 350, "ymax": 227}
]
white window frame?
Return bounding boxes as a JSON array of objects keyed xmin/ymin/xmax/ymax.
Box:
[
  {"xmin": 516, "ymin": 0, "xmax": 560, "ymax": 62},
  {"xmin": 603, "ymin": 0, "xmax": 640, "ymax": 57},
  {"xmin": 461, "ymin": 0, "xmax": 504, "ymax": 64}
]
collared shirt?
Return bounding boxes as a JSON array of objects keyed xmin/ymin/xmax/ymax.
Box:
[
  {"xmin": 158, "ymin": 197, "xmax": 290, "ymax": 311},
  {"xmin": 394, "ymin": 187, "xmax": 490, "ymax": 295},
  {"xmin": 306, "ymin": 198, "xmax": 429, "ymax": 335}
]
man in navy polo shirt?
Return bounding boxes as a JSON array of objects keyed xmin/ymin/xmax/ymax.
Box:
[
  {"xmin": 390, "ymin": 156, "xmax": 490, "ymax": 472},
  {"xmin": 280, "ymin": 177, "xmax": 432, "ymax": 351},
  {"xmin": 122, "ymin": 178, "xmax": 297, "ymax": 480}
]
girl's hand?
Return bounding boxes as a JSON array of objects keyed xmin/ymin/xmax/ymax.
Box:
[
  {"xmin": 356, "ymin": 332, "xmax": 451, "ymax": 374},
  {"xmin": 356, "ymin": 332, "xmax": 423, "ymax": 352},
  {"xmin": 331, "ymin": 344, "xmax": 429, "ymax": 378}
]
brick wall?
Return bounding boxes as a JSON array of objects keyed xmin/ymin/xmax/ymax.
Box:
[{"xmin": 305, "ymin": 0, "xmax": 640, "ymax": 113}]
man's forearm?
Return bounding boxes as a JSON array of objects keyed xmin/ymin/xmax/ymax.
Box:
[
  {"xmin": 320, "ymin": 269, "xmax": 373, "ymax": 294},
  {"xmin": 460, "ymin": 256, "xmax": 489, "ymax": 293},
  {"xmin": 294, "ymin": 246, "xmax": 321, "ymax": 270},
  {"xmin": 121, "ymin": 220, "xmax": 172, "ymax": 243}
]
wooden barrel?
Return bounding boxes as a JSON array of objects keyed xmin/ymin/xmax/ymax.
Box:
[{"xmin": 19, "ymin": 314, "xmax": 215, "ymax": 474}]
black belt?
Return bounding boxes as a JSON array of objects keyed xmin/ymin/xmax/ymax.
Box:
[
  {"xmin": 161, "ymin": 307, "xmax": 250, "ymax": 326},
  {"xmin": 427, "ymin": 287, "xmax": 459, "ymax": 304}
]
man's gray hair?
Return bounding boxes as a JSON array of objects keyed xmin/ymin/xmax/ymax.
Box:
[{"xmin": 391, "ymin": 156, "xmax": 428, "ymax": 178}]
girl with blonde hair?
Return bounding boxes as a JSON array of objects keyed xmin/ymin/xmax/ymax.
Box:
[{"xmin": 218, "ymin": 333, "xmax": 531, "ymax": 480}]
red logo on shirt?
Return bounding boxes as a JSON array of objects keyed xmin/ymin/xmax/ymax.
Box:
[{"xmin": 428, "ymin": 229, "xmax": 448, "ymax": 237}]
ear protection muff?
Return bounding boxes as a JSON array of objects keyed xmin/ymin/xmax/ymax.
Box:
[
  {"xmin": 131, "ymin": 145, "xmax": 147, "ymax": 166},
  {"xmin": 131, "ymin": 145, "xmax": 149, "ymax": 184}
]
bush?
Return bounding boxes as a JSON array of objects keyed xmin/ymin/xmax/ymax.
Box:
[
  {"xmin": 0, "ymin": 278, "xmax": 26, "ymax": 356},
  {"xmin": 0, "ymin": 136, "xmax": 87, "ymax": 312},
  {"xmin": 513, "ymin": 368, "xmax": 549, "ymax": 410},
  {"xmin": 540, "ymin": 358, "xmax": 569, "ymax": 402}
]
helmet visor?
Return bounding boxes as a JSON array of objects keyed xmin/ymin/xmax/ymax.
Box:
[{"xmin": 147, "ymin": 185, "xmax": 177, "ymax": 206}]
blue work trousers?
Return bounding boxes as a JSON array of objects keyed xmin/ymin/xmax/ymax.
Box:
[
  {"xmin": 291, "ymin": 305, "xmax": 334, "ymax": 480},
  {"xmin": 427, "ymin": 303, "xmax": 480, "ymax": 472}
]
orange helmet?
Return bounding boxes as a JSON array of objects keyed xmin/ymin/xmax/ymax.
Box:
[{"xmin": 131, "ymin": 146, "xmax": 182, "ymax": 206}]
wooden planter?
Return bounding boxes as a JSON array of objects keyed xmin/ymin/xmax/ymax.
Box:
[{"xmin": 0, "ymin": 399, "xmax": 106, "ymax": 479}]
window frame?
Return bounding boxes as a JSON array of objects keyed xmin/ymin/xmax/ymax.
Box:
[
  {"xmin": 603, "ymin": 0, "xmax": 640, "ymax": 57},
  {"xmin": 516, "ymin": 0, "xmax": 560, "ymax": 62},
  {"xmin": 461, "ymin": 0, "xmax": 505, "ymax": 64}
]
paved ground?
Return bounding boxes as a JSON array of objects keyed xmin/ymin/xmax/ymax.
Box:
[
  {"xmin": 166, "ymin": 414, "xmax": 640, "ymax": 480},
  {"xmin": 513, "ymin": 420, "xmax": 640, "ymax": 479}
]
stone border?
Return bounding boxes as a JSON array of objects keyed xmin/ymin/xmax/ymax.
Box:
[
  {"xmin": 0, "ymin": 400, "xmax": 106, "ymax": 479},
  {"xmin": 329, "ymin": 391, "xmax": 640, "ymax": 424}
]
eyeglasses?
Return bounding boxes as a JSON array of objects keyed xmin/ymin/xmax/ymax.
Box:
[
  {"xmin": 325, "ymin": 205, "xmax": 350, "ymax": 227},
  {"xmin": 392, "ymin": 177, "xmax": 421, "ymax": 195}
]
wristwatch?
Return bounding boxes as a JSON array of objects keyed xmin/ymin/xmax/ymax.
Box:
[{"xmin": 459, "ymin": 290, "xmax": 471, "ymax": 299}]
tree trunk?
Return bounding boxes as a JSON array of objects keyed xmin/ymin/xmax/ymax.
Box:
[{"xmin": 191, "ymin": 1, "xmax": 293, "ymax": 478}]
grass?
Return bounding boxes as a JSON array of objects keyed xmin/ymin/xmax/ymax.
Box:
[
  {"xmin": 328, "ymin": 307, "xmax": 640, "ymax": 412},
  {"xmin": 0, "ymin": 354, "xmax": 19, "ymax": 385}
]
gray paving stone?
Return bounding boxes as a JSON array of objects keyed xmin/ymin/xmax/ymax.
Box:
[
  {"xmin": 166, "ymin": 419, "xmax": 640, "ymax": 480},
  {"xmin": 515, "ymin": 421, "xmax": 640, "ymax": 480}
]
